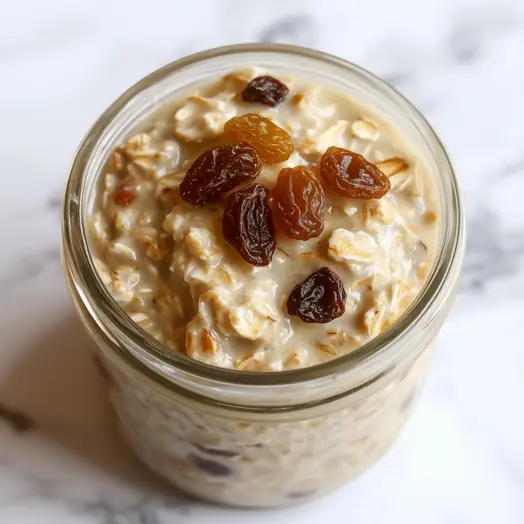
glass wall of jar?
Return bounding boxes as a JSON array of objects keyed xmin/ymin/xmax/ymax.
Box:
[{"xmin": 62, "ymin": 44, "xmax": 465, "ymax": 507}]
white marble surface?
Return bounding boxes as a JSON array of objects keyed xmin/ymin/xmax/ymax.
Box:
[{"xmin": 1, "ymin": 0, "xmax": 524, "ymax": 522}]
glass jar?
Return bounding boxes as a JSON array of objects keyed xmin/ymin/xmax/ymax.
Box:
[{"xmin": 62, "ymin": 44, "xmax": 465, "ymax": 507}]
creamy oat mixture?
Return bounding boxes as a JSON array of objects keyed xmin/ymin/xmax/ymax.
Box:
[
  {"xmin": 89, "ymin": 69, "xmax": 439, "ymax": 372},
  {"xmin": 98, "ymin": 343, "xmax": 433, "ymax": 506},
  {"xmin": 79, "ymin": 66, "xmax": 446, "ymax": 506}
]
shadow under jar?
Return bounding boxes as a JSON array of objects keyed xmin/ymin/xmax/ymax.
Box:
[{"xmin": 62, "ymin": 44, "xmax": 465, "ymax": 508}]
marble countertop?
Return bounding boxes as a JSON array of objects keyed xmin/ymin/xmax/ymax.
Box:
[{"xmin": 1, "ymin": 0, "xmax": 524, "ymax": 522}]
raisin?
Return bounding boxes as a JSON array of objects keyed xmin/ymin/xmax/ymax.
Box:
[
  {"xmin": 224, "ymin": 114, "xmax": 294, "ymax": 164},
  {"xmin": 242, "ymin": 75, "xmax": 289, "ymax": 107},
  {"xmin": 272, "ymin": 166, "xmax": 326, "ymax": 240},
  {"xmin": 189, "ymin": 454, "xmax": 233, "ymax": 477},
  {"xmin": 287, "ymin": 267, "xmax": 346, "ymax": 323},
  {"xmin": 320, "ymin": 146, "xmax": 391, "ymax": 199},
  {"xmin": 223, "ymin": 183, "xmax": 276, "ymax": 266},
  {"xmin": 180, "ymin": 143, "xmax": 262, "ymax": 206},
  {"xmin": 113, "ymin": 177, "xmax": 139, "ymax": 206}
]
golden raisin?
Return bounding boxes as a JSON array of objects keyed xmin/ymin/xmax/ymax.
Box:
[
  {"xmin": 224, "ymin": 114, "xmax": 294, "ymax": 164},
  {"xmin": 113, "ymin": 176, "xmax": 139, "ymax": 206},
  {"xmin": 320, "ymin": 146, "xmax": 391, "ymax": 199},
  {"xmin": 272, "ymin": 166, "xmax": 325, "ymax": 240}
]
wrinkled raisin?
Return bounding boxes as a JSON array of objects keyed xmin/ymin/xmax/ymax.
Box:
[
  {"xmin": 224, "ymin": 114, "xmax": 294, "ymax": 164},
  {"xmin": 113, "ymin": 177, "xmax": 139, "ymax": 206},
  {"xmin": 272, "ymin": 166, "xmax": 326, "ymax": 240},
  {"xmin": 180, "ymin": 143, "xmax": 262, "ymax": 206},
  {"xmin": 320, "ymin": 146, "xmax": 391, "ymax": 199},
  {"xmin": 242, "ymin": 75, "xmax": 289, "ymax": 107},
  {"xmin": 223, "ymin": 183, "xmax": 276, "ymax": 266},
  {"xmin": 287, "ymin": 267, "xmax": 346, "ymax": 323}
]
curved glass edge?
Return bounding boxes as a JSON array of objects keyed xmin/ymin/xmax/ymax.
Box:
[{"xmin": 63, "ymin": 43, "xmax": 466, "ymax": 394}]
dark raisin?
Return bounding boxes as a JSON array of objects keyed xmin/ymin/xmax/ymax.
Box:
[
  {"xmin": 287, "ymin": 267, "xmax": 346, "ymax": 323},
  {"xmin": 223, "ymin": 183, "xmax": 276, "ymax": 266},
  {"xmin": 189, "ymin": 454, "xmax": 233, "ymax": 477},
  {"xmin": 180, "ymin": 143, "xmax": 262, "ymax": 206},
  {"xmin": 320, "ymin": 146, "xmax": 391, "ymax": 199},
  {"xmin": 272, "ymin": 166, "xmax": 325, "ymax": 240},
  {"xmin": 242, "ymin": 75, "xmax": 289, "ymax": 107}
]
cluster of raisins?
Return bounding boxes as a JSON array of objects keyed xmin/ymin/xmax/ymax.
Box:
[{"xmin": 175, "ymin": 75, "xmax": 392, "ymax": 323}]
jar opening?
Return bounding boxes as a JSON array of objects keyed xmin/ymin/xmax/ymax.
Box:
[{"xmin": 63, "ymin": 43, "xmax": 465, "ymax": 404}]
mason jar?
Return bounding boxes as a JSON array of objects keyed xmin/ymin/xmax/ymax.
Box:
[{"xmin": 62, "ymin": 44, "xmax": 465, "ymax": 508}]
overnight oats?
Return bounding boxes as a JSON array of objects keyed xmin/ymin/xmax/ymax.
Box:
[{"xmin": 63, "ymin": 45, "xmax": 465, "ymax": 507}]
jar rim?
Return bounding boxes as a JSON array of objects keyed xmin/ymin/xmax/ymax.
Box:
[{"xmin": 63, "ymin": 43, "xmax": 465, "ymax": 391}]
